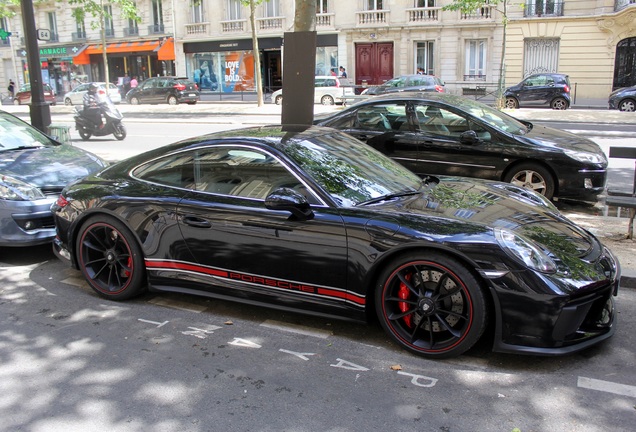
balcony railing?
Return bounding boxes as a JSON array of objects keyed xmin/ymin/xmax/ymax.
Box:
[
  {"xmin": 406, "ymin": 6, "xmax": 441, "ymax": 23},
  {"xmin": 148, "ymin": 24, "xmax": 165, "ymax": 34},
  {"xmin": 185, "ymin": 22, "xmax": 209, "ymax": 35},
  {"xmin": 615, "ymin": 0, "xmax": 636, "ymax": 12},
  {"xmin": 316, "ymin": 12, "xmax": 335, "ymax": 27},
  {"xmin": 460, "ymin": 4, "xmax": 496, "ymax": 20},
  {"xmin": 524, "ymin": 1, "xmax": 564, "ymax": 17},
  {"xmin": 356, "ymin": 9, "xmax": 389, "ymax": 26},
  {"xmin": 257, "ymin": 16, "xmax": 284, "ymax": 31},
  {"xmin": 124, "ymin": 27, "xmax": 139, "ymax": 37},
  {"xmin": 71, "ymin": 31, "xmax": 86, "ymax": 41},
  {"xmin": 221, "ymin": 19, "xmax": 246, "ymax": 33}
]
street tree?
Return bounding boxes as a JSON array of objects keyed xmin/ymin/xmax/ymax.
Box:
[
  {"xmin": 241, "ymin": 0, "xmax": 265, "ymax": 106},
  {"xmin": 444, "ymin": 0, "xmax": 509, "ymax": 108},
  {"xmin": 68, "ymin": 0, "xmax": 140, "ymax": 85}
]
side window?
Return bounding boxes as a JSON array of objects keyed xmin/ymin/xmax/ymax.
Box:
[
  {"xmin": 76, "ymin": 84, "xmax": 89, "ymax": 92},
  {"xmin": 356, "ymin": 106, "xmax": 392, "ymax": 131},
  {"xmin": 413, "ymin": 104, "xmax": 467, "ymax": 136},
  {"xmin": 133, "ymin": 151, "xmax": 197, "ymax": 189},
  {"xmin": 142, "ymin": 79, "xmax": 156, "ymax": 89},
  {"xmin": 315, "ymin": 78, "xmax": 326, "ymax": 88},
  {"xmin": 192, "ymin": 147, "xmax": 320, "ymax": 203}
]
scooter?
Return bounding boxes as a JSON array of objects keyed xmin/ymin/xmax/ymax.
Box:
[{"xmin": 74, "ymin": 98, "xmax": 126, "ymax": 141}]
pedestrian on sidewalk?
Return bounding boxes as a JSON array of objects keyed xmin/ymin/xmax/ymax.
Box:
[{"xmin": 7, "ymin": 79, "xmax": 15, "ymax": 99}]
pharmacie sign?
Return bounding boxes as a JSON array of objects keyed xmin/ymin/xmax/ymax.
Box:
[{"xmin": 18, "ymin": 44, "xmax": 84, "ymax": 59}]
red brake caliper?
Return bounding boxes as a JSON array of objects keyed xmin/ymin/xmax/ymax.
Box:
[
  {"xmin": 123, "ymin": 256, "xmax": 132, "ymax": 277},
  {"xmin": 398, "ymin": 273, "xmax": 412, "ymax": 328}
]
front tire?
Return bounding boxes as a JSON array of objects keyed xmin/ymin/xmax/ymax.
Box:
[
  {"xmin": 504, "ymin": 97, "xmax": 519, "ymax": 109},
  {"xmin": 375, "ymin": 252, "xmax": 487, "ymax": 358},
  {"xmin": 551, "ymin": 97, "xmax": 568, "ymax": 110},
  {"xmin": 321, "ymin": 95, "xmax": 335, "ymax": 105},
  {"xmin": 78, "ymin": 128, "xmax": 92, "ymax": 141},
  {"xmin": 619, "ymin": 99, "xmax": 636, "ymax": 112},
  {"xmin": 129, "ymin": 96, "xmax": 140, "ymax": 105},
  {"xmin": 274, "ymin": 95, "xmax": 283, "ymax": 105},
  {"xmin": 76, "ymin": 215, "xmax": 146, "ymax": 301},
  {"xmin": 64, "ymin": 98, "xmax": 73, "ymax": 106},
  {"xmin": 503, "ymin": 162, "xmax": 555, "ymax": 199},
  {"xmin": 113, "ymin": 123, "xmax": 127, "ymax": 140}
]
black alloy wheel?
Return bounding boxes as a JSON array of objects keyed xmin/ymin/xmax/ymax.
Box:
[
  {"xmin": 77, "ymin": 215, "xmax": 146, "ymax": 301},
  {"xmin": 78, "ymin": 128, "xmax": 92, "ymax": 141},
  {"xmin": 113, "ymin": 123, "xmax": 127, "ymax": 140},
  {"xmin": 376, "ymin": 252, "xmax": 487, "ymax": 358}
]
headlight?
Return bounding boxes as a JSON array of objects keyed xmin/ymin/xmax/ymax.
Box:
[
  {"xmin": 0, "ymin": 175, "xmax": 46, "ymax": 201},
  {"xmin": 494, "ymin": 227, "xmax": 556, "ymax": 273},
  {"xmin": 563, "ymin": 149, "xmax": 606, "ymax": 165}
]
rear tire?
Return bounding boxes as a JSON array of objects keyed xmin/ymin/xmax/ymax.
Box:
[
  {"xmin": 167, "ymin": 95, "xmax": 178, "ymax": 105},
  {"xmin": 321, "ymin": 95, "xmax": 335, "ymax": 105},
  {"xmin": 551, "ymin": 97, "xmax": 568, "ymax": 110},
  {"xmin": 76, "ymin": 215, "xmax": 146, "ymax": 301}
]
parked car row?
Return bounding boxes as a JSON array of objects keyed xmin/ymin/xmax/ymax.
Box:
[{"xmin": 0, "ymin": 81, "xmax": 622, "ymax": 360}]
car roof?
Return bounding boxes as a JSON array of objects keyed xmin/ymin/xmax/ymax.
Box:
[{"xmin": 354, "ymin": 92, "xmax": 459, "ymax": 104}]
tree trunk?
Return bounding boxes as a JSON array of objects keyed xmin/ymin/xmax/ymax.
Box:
[
  {"xmin": 249, "ymin": 1, "xmax": 263, "ymax": 106},
  {"xmin": 294, "ymin": 0, "xmax": 316, "ymax": 31}
]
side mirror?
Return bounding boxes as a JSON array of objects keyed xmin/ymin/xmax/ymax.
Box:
[
  {"xmin": 265, "ymin": 187, "xmax": 314, "ymax": 221},
  {"xmin": 459, "ymin": 130, "xmax": 480, "ymax": 145}
]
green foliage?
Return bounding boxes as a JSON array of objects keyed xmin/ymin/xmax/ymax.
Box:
[
  {"xmin": 443, "ymin": 0, "xmax": 505, "ymax": 13},
  {"xmin": 68, "ymin": 0, "xmax": 141, "ymax": 28},
  {"xmin": 0, "ymin": 0, "xmax": 19, "ymax": 20}
]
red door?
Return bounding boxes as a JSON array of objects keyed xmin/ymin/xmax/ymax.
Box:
[{"xmin": 355, "ymin": 42, "xmax": 394, "ymax": 86}]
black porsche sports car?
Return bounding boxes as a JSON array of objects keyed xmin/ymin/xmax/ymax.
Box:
[
  {"xmin": 314, "ymin": 93, "xmax": 607, "ymax": 201},
  {"xmin": 51, "ymin": 125, "xmax": 620, "ymax": 358}
]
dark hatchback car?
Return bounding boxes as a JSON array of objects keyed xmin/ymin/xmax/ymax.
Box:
[
  {"xmin": 608, "ymin": 85, "xmax": 636, "ymax": 112},
  {"xmin": 0, "ymin": 110, "xmax": 107, "ymax": 247},
  {"xmin": 363, "ymin": 74, "xmax": 445, "ymax": 95},
  {"xmin": 126, "ymin": 76, "xmax": 199, "ymax": 105},
  {"xmin": 315, "ymin": 93, "xmax": 607, "ymax": 201},
  {"xmin": 504, "ymin": 73, "xmax": 571, "ymax": 110},
  {"xmin": 51, "ymin": 125, "xmax": 619, "ymax": 358}
]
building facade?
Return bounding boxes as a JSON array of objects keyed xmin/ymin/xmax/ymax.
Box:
[{"xmin": 1, "ymin": 1, "xmax": 635, "ymax": 101}]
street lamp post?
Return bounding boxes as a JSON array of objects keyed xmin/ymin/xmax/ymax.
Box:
[{"xmin": 20, "ymin": 0, "xmax": 51, "ymax": 132}]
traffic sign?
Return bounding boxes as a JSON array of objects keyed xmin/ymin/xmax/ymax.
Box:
[{"xmin": 37, "ymin": 28, "xmax": 51, "ymax": 41}]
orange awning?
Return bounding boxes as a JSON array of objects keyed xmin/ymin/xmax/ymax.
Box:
[
  {"xmin": 73, "ymin": 40, "xmax": 162, "ymax": 65},
  {"xmin": 156, "ymin": 37, "xmax": 175, "ymax": 61}
]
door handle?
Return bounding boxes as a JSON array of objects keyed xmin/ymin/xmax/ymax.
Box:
[{"xmin": 182, "ymin": 216, "xmax": 212, "ymax": 228}]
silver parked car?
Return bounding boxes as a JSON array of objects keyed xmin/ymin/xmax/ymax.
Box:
[
  {"xmin": 64, "ymin": 82, "xmax": 122, "ymax": 105},
  {"xmin": 0, "ymin": 110, "xmax": 108, "ymax": 247}
]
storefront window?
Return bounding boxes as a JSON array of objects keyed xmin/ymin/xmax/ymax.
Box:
[
  {"xmin": 315, "ymin": 46, "xmax": 338, "ymax": 76},
  {"xmin": 188, "ymin": 51, "xmax": 256, "ymax": 93}
]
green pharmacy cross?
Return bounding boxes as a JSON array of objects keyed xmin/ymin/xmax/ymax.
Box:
[{"xmin": 0, "ymin": 28, "xmax": 12, "ymax": 40}]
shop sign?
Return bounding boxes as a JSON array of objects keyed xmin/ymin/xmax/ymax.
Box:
[{"xmin": 17, "ymin": 45, "xmax": 84, "ymax": 59}]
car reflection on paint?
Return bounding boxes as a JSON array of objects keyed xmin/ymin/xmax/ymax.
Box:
[{"xmin": 51, "ymin": 125, "xmax": 619, "ymax": 358}]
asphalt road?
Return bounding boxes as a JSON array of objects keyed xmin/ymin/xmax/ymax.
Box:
[{"xmin": 1, "ymin": 244, "xmax": 635, "ymax": 432}]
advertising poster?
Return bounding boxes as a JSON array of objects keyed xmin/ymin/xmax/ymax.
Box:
[
  {"xmin": 193, "ymin": 59, "xmax": 218, "ymax": 91},
  {"xmin": 222, "ymin": 51, "xmax": 255, "ymax": 93}
]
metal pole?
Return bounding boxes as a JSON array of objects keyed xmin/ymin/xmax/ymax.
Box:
[{"xmin": 20, "ymin": 0, "xmax": 51, "ymax": 132}]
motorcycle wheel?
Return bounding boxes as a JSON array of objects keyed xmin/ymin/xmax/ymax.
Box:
[
  {"xmin": 78, "ymin": 128, "xmax": 92, "ymax": 141},
  {"xmin": 113, "ymin": 123, "xmax": 127, "ymax": 140}
]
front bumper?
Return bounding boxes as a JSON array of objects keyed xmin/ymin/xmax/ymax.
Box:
[{"xmin": 0, "ymin": 198, "xmax": 57, "ymax": 247}]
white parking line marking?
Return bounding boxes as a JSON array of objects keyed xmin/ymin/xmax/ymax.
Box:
[
  {"xmin": 578, "ymin": 377, "xmax": 636, "ymax": 398},
  {"xmin": 229, "ymin": 338, "xmax": 262, "ymax": 348},
  {"xmin": 148, "ymin": 297, "xmax": 207, "ymax": 313},
  {"xmin": 279, "ymin": 349, "xmax": 316, "ymax": 361},
  {"xmin": 260, "ymin": 319, "xmax": 332, "ymax": 339},
  {"xmin": 138, "ymin": 319, "xmax": 169, "ymax": 328}
]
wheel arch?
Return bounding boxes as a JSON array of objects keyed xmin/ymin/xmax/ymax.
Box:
[{"xmin": 500, "ymin": 159, "xmax": 559, "ymax": 197}]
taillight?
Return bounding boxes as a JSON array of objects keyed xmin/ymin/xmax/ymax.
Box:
[
  {"xmin": 55, "ymin": 195, "xmax": 69, "ymax": 208},
  {"xmin": 564, "ymin": 85, "xmax": 570, "ymax": 93},
  {"xmin": 435, "ymin": 85, "xmax": 444, "ymax": 92},
  {"xmin": 98, "ymin": 89, "xmax": 106, "ymax": 95},
  {"xmin": 174, "ymin": 83, "xmax": 186, "ymax": 91}
]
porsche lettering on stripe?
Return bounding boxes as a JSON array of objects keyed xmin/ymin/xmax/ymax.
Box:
[{"xmin": 144, "ymin": 259, "xmax": 365, "ymax": 307}]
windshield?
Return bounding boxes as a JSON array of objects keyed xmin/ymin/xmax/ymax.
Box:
[
  {"xmin": 453, "ymin": 97, "xmax": 529, "ymax": 135},
  {"xmin": 0, "ymin": 113, "xmax": 52, "ymax": 150},
  {"xmin": 280, "ymin": 131, "xmax": 423, "ymax": 207}
]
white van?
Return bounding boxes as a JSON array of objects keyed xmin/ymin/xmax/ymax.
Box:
[{"xmin": 271, "ymin": 76, "xmax": 354, "ymax": 105}]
